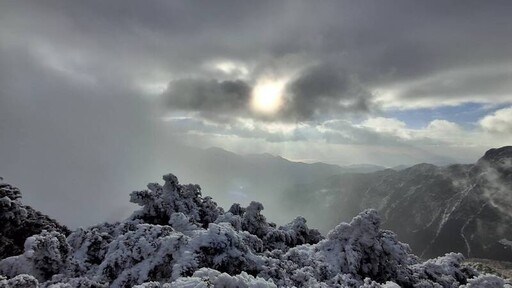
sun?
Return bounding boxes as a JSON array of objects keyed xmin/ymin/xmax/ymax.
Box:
[{"xmin": 251, "ymin": 79, "xmax": 285, "ymax": 114}]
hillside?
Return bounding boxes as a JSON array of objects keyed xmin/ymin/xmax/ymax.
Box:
[{"xmin": 285, "ymin": 146, "xmax": 512, "ymax": 261}]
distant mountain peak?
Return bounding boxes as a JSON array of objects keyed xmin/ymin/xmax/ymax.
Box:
[
  {"xmin": 406, "ymin": 162, "xmax": 438, "ymax": 172},
  {"xmin": 479, "ymin": 146, "xmax": 512, "ymax": 163},
  {"xmin": 204, "ymin": 146, "xmax": 235, "ymax": 155}
]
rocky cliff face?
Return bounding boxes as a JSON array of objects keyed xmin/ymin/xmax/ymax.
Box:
[{"xmin": 287, "ymin": 146, "xmax": 512, "ymax": 261}]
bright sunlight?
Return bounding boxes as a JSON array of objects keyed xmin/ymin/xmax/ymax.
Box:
[{"xmin": 250, "ymin": 79, "xmax": 285, "ymax": 115}]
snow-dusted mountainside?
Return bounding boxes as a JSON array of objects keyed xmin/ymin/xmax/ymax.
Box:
[
  {"xmin": 286, "ymin": 146, "xmax": 512, "ymax": 261},
  {"xmin": 1, "ymin": 174, "xmax": 510, "ymax": 287},
  {"xmin": 0, "ymin": 180, "xmax": 70, "ymax": 260}
]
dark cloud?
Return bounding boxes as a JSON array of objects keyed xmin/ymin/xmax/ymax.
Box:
[
  {"xmin": 164, "ymin": 79, "xmax": 251, "ymax": 118},
  {"xmin": 2, "ymin": 0, "xmax": 512, "ymax": 114},
  {"xmin": 282, "ymin": 64, "xmax": 373, "ymax": 121},
  {"xmin": 163, "ymin": 64, "xmax": 375, "ymax": 123}
]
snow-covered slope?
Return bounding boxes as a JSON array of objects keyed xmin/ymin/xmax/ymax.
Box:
[
  {"xmin": 285, "ymin": 146, "xmax": 512, "ymax": 261},
  {"xmin": 1, "ymin": 174, "xmax": 510, "ymax": 287}
]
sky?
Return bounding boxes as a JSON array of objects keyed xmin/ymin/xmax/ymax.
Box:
[{"xmin": 1, "ymin": 0, "xmax": 512, "ymax": 226}]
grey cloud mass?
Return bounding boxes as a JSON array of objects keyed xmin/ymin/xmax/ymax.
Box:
[
  {"xmin": 1, "ymin": 0, "xmax": 512, "ymax": 227},
  {"xmin": 163, "ymin": 64, "xmax": 374, "ymax": 122},
  {"xmin": 397, "ymin": 67, "xmax": 512, "ymax": 101},
  {"xmin": 2, "ymin": 1, "xmax": 512, "ymax": 111},
  {"xmin": 282, "ymin": 64, "xmax": 373, "ymax": 121},
  {"xmin": 164, "ymin": 79, "xmax": 251, "ymax": 120}
]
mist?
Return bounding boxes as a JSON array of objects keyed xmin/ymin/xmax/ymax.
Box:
[{"xmin": 1, "ymin": 0, "xmax": 512, "ymax": 232}]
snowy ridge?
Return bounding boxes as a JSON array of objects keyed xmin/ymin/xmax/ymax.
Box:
[{"xmin": 1, "ymin": 174, "xmax": 511, "ymax": 287}]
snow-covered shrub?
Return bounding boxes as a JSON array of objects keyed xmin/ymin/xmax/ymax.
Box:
[
  {"xmin": 0, "ymin": 231, "xmax": 70, "ymax": 282},
  {"xmin": 132, "ymin": 268, "xmax": 277, "ymax": 287},
  {"xmin": 263, "ymin": 216, "xmax": 323, "ymax": 251},
  {"xmin": 0, "ymin": 274, "xmax": 38, "ymax": 288},
  {"xmin": 39, "ymin": 275, "xmax": 107, "ymax": 288},
  {"xmin": 129, "ymin": 174, "xmax": 223, "ymax": 228},
  {"xmin": 66, "ymin": 226, "xmax": 114, "ymax": 276},
  {"xmin": 94, "ymin": 224, "xmax": 185, "ymax": 287},
  {"xmin": 409, "ymin": 252, "xmax": 478, "ymax": 287},
  {"xmin": 0, "ymin": 181, "xmax": 69, "ymax": 259},
  {"xmin": 215, "ymin": 211, "xmax": 243, "ymax": 231},
  {"xmin": 168, "ymin": 268, "xmax": 277, "ymax": 287},
  {"xmin": 241, "ymin": 202, "xmax": 270, "ymax": 239},
  {"xmin": 0, "ymin": 181, "xmax": 22, "ymax": 201},
  {"xmin": 169, "ymin": 212, "xmax": 198, "ymax": 234},
  {"xmin": 460, "ymin": 274, "xmax": 510, "ymax": 288},
  {"xmin": 317, "ymin": 210, "xmax": 414, "ymax": 283},
  {"xmin": 1, "ymin": 173, "xmax": 510, "ymax": 287},
  {"xmin": 174, "ymin": 222, "xmax": 264, "ymax": 278}
]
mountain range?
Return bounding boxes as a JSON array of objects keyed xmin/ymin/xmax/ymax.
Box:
[
  {"xmin": 1, "ymin": 145, "xmax": 511, "ymax": 263},
  {"xmin": 161, "ymin": 145, "xmax": 387, "ymax": 224},
  {"xmin": 284, "ymin": 146, "xmax": 512, "ymax": 261}
]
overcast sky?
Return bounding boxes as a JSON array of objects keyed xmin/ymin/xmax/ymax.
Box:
[{"xmin": 1, "ymin": 1, "xmax": 512, "ymax": 226}]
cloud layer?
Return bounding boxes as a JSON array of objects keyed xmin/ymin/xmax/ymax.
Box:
[
  {"xmin": 2, "ymin": 0, "xmax": 512, "ymax": 163},
  {"xmin": 4, "ymin": 1, "xmax": 511, "ymax": 121},
  {"xmin": 163, "ymin": 63, "xmax": 375, "ymax": 122},
  {"xmin": 1, "ymin": 0, "xmax": 512, "ymax": 227}
]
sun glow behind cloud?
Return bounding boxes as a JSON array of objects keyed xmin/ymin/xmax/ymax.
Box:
[
  {"xmin": 205, "ymin": 59, "xmax": 250, "ymax": 79},
  {"xmin": 250, "ymin": 79, "xmax": 286, "ymax": 115}
]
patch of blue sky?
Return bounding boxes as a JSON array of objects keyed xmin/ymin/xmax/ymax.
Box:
[{"xmin": 386, "ymin": 102, "xmax": 511, "ymax": 129}]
